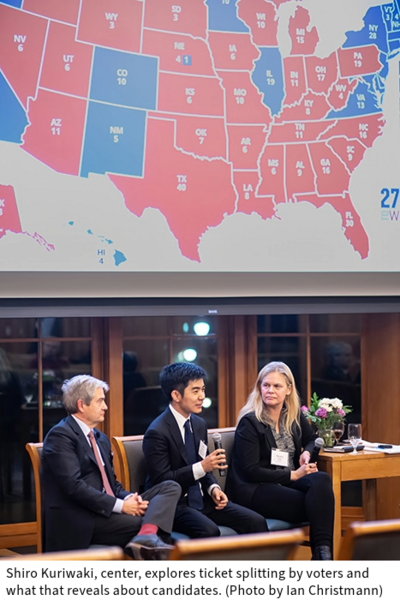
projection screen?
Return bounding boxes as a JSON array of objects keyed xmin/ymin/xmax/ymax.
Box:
[{"xmin": 1, "ymin": 0, "xmax": 400, "ymax": 297}]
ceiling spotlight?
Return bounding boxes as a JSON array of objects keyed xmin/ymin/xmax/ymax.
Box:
[
  {"xmin": 183, "ymin": 348, "xmax": 197, "ymax": 362},
  {"xmin": 193, "ymin": 322, "xmax": 210, "ymax": 336}
]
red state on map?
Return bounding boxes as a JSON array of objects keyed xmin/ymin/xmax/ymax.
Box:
[
  {"xmin": 0, "ymin": 185, "xmax": 23, "ymax": 238},
  {"xmin": 0, "ymin": 5, "xmax": 48, "ymax": 109},
  {"xmin": 227, "ymin": 125, "xmax": 267, "ymax": 170},
  {"xmin": 305, "ymin": 53, "xmax": 339, "ymax": 95},
  {"xmin": 172, "ymin": 114, "xmax": 227, "ymax": 159},
  {"xmin": 158, "ymin": 73, "xmax": 224, "ymax": 116},
  {"xmin": 109, "ymin": 118, "xmax": 236, "ymax": 262},
  {"xmin": 142, "ymin": 30, "xmax": 215, "ymax": 76},
  {"xmin": 327, "ymin": 78, "xmax": 358, "ymax": 111},
  {"xmin": 238, "ymin": 0, "xmax": 278, "ymax": 47},
  {"xmin": 294, "ymin": 192, "xmax": 369, "ymax": 258},
  {"xmin": 78, "ymin": 0, "xmax": 143, "ymax": 53},
  {"xmin": 320, "ymin": 114, "xmax": 385, "ymax": 148},
  {"xmin": 283, "ymin": 56, "xmax": 307, "ymax": 106},
  {"xmin": 23, "ymin": 0, "xmax": 80, "ymax": 25},
  {"xmin": 268, "ymin": 121, "xmax": 332, "ymax": 144},
  {"xmin": 285, "ymin": 144, "xmax": 316, "ymax": 199},
  {"xmin": 308, "ymin": 142, "xmax": 351, "ymax": 196},
  {"xmin": 144, "ymin": 0, "xmax": 207, "ymax": 38},
  {"xmin": 277, "ymin": 91, "xmax": 331, "ymax": 122},
  {"xmin": 22, "ymin": 89, "xmax": 87, "ymax": 176},
  {"xmin": 258, "ymin": 144, "xmax": 286, "ymax": 203},
  {"xmin": 234, "ymin": 171, "xmax": 275, "ymax": 219},
  {"xmin": 218, "ymin": 71, "xmax": 273, "ymax": 125},
  {"xmin": 289, "ymin": 6, "xmax": 319, "ymax": 56},
  {"xmin": 208, "ymin": 32, "xmax": 260, "ymax": 71},
  {"xmin": 338, "ymin": 46, "xmax": 383, "ymax": 77},
  {"xmin": 327, "ymin": 137, "xmax": 367, "ymax": 173},
  {"xmin": 40, "ymin": 21, "xmax": 94, "ymax": 98}
]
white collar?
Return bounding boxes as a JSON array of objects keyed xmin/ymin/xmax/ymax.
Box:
[
  {"xmin": 71, "ymin": 414, "xmax": 93, "ymax": 443},
  {"xmin": 169, "ymin": 403, "xmax": 191, "ymax": 433}
]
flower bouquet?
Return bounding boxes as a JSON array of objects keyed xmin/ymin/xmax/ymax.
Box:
[{"xmin": 301, "ymin": 393, "xmax": 352, "ymax": 447}]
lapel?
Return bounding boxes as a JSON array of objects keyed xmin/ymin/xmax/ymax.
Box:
[
  {"xmin": 258, "ymin": 418, "xmax": 276, "ymax": 450},
  {"xmin": 258, "ymin": 415, "xmax": 301, "ymax": 460},
  {"xmin": 164, "ymin": 407, "xmax": 190, "ymax": 465},
  {"xmin": 66, "ymin": 415, "xmax": 115, "ymax": 492},
  {"xmin": 191, "ymin": 415, "xmax": 205, "ymax": 456},
  {"xmin": 66, "ymin": 415, "xmax": 105, "ymax": 470},
  {"xmin": 95, "ymin": 430, "xmax": 115, "ymax": 485}
]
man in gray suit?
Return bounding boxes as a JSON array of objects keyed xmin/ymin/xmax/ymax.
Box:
[{"xmin": 41, "ymin": 375, "xmax": 180, "ymax": 559}]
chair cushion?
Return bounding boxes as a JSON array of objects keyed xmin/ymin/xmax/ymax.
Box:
[
  {"xmin": 171, "ymin": 531, "xmax": 191, "ymax": 542},
  {"xmin": 267, "ymin": 519, "xmax": 297, "ymax": 531},
  {"xmin": 267, "ymin": 519, "xmax": 309, "ymax": 531},
  {"xmin": 171, "ymin": 526, "xmax": 237, "ymax": 541},
  {"xmin": 218, "ymin": 526, "xmax": 237, "ymax": 536}
]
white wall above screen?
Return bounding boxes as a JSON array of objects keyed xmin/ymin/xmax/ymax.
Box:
[{"xmin": 0, "ymin": 0, "xmax": 399, "ymax": 296}]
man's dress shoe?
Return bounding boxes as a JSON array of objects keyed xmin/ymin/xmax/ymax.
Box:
[
  {"xmin": 125, "ymin": 534, "xmax": 174, "ymax": 560},
  {"xmin": 312, "ymin": 545, "xmax": 333, "ymax": 560}
]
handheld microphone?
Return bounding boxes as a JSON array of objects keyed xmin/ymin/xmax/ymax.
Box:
[
  {"xmin": 309, "ymin": 437, "xmax": 324, "ymax": 464},
  {"xmin": 212, "ymin": 432, "xmax": 227, "ymax": 477}
]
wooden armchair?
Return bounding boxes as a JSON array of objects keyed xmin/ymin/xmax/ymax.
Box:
[
  {"xmin": 25, "ymin": 442, "xmax": 44, "ymax": 552},
  {"xmin": 338, "ymin": 519, "xmax": 400, "ymax": 560},
  {"xmin": 3, "ymin": 546, "xmax": 125, "ymax": 561},
  {"xmin": 170, "ymin": 528, "xmax": 304, "ymax": 560},
  {"xmin": 25, "ymin": 442, "xmax": 112, "ymax": 555}
]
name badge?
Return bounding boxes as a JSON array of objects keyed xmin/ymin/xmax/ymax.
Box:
[
  {"xmin": 271, "ymin": 448, "xmax": 289, "ymax": 467},
  {"xmin": 198, "ymin": 440, "xmax": 207, "ymax": 459}
]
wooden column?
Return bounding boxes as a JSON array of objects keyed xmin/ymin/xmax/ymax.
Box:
[
  {"xmin": 221, "ymin": 315, "xmax": 258, "ymax": 426},
  {"xmin": 104, "ymin": 318, "xmax": 124, "ymax": 438},
  {"xmin": 363, "ymin": 313, "xmax": 400, "ymax": 519}
]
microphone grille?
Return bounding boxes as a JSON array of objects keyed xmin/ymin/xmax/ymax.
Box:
[
  {"xmin": 315, "ymin": 437, "xmax": 325, "ymax": 448},
  {"xmin": 212, "ymin": 432, "xmax": 222, "ymax": 442}
]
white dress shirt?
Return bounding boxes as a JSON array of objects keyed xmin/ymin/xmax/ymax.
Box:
[
  {"xmin": 71, "ymin": 414, "xmax": 124, "ymax": 513},
  {"xmin": 168, "ymin": 405, "xmax": 219, "ymax": 497}
]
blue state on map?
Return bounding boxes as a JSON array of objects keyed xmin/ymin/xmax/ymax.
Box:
[
  {"xmin": 0, "ymin": 70, "xmax": 28, "ymax": 143},
  {"xmin": 206, "ymin": 0, "xmax": 249, "ymax": 32},
  {"xmin": 90, "ymin": 47, "xmax": 158, "ymax": 110},
  {"xmin": 80, "ymin": 101, "xmax": 146, "ymax": 178},
  {"xmin": 252, "ymin": 48, "xmax": 285, "ymax": 117}
]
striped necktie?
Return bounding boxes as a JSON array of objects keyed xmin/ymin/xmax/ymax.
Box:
[{"xmin": 88, "ymin": 430, "xmax": 115, "ymax": 497}]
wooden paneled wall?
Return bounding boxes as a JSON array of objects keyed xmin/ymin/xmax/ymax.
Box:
[{"xmin": 363, "ymin": 314, "xmax": 400, "ymax": 520}]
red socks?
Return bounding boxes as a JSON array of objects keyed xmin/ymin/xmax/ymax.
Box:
[{"xmin": 138, "ymin": 524, "xmax": 158, "ymax": 536}]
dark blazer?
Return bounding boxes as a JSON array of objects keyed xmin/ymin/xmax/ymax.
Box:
[
  {"xmin": 143, "ymin": 407, "xmax": 217, "ymax": 498},
  {"xmin": 41, "ymin": 415, "xmax": 130, "ymax": 551},
  {"xmin": 226, "ymin": 411, "xmax": 316, "ymax": 507}
]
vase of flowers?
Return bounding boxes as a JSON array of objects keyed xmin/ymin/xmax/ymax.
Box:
[{"xmin": 301, "ymin": 393, "xmax": 352, "ymax": 448}]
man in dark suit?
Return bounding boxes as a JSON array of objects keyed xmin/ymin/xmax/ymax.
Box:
[
  {"xmin": 142, "ymin": 363, "xmax": 268, "ymax": 538},
  {"xmin": 41, "ymin": 374, "xmax": 181, "ymax": 559}
]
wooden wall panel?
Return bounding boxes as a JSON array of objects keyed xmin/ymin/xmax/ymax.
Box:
[
  {"xmin": 225, "ymin": 316, "xmax": 258, "ymax": 426},
  {"xmin": 363, "ymin": 314, "xmax": 400, "ymax": 520},
  {"xmin": 106, "ymin": 318, "xmax": 124, "ymax": 437}
]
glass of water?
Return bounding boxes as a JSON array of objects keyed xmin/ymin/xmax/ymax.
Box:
[{"xmin": 348, "ymin": 423, "xmax": 362, "ymax": 453}]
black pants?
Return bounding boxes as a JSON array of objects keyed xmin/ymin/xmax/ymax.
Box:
[
  {"xmin": 91, "ymin": 480, "xmax": 181, "ymax": 547},
  {"xmin": 173, "ymin": 497, "xmax": 268, "ymax": 539},
  {"xmin": 251, "ymin": 472, "xmax": 334, "ymax": 550}
]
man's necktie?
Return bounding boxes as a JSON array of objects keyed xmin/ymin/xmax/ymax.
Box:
[
  {"xmin": 88, "ymin": 430, "xmax": 115, "ymax": 497},
  {"xmin": 184, "ymin": 419, "xmax": 204, "ymax": 510}
]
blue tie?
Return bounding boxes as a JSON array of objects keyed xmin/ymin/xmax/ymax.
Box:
[{"xmin": 184, "ymin": 419, "xmax": 204, "ymax": 510}]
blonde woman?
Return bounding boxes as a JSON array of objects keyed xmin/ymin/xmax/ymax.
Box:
[{"xmin": 226, "ymin": 362, "xmax": 335, "ymax": 560}]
